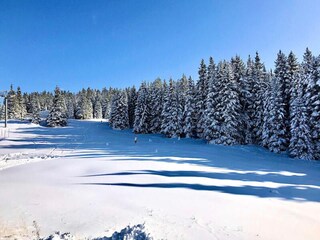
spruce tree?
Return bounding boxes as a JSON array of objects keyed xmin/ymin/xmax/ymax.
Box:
[
  {"xmin": 127, "ymin": 86, "xmax": 137, "ymax": 128},
  {"xmin": 30, "ymin": 95, "xmax": 41, "ymax": 124},
  {"xmin": 310, "ymin": 55, "xmax": 320, "ymax": 159},
  {"xmin": 101, "ymin": 87, "xmax": 109, "ymax": 118},
  {"xmin": 298, "ymin": 48, "xmax": 318, "ymax": 159},
  {"xmin": 231, "ymin": 55, "xmax": 246, "ymax": 144},
  {"xmin": 46, "ymin": 86, "xmax": 67, "ymax": 127},
  {"xmin": 64, "ymin": 92, "xmax": 76, "ymax": 119},
  {"xmin": 76, "ymin": 89, "xmax": 93, "ymax": 119},
  {"xmin": 133, "ymin": 82, "xmax": 151, "ymax": 133},
  {"xmin": 288, "ymin": 51, "xmax": 300, "ymax": 134},
  {"xmin": 24, "ymin": 93, "xmax": 32, "ymax": 114},
  {"xmin": 176, "ymin": 75, "xmax": 189, "ymax": 137},
  {"xmin": 219, "ymin": 61, "xmax": 242, "ymax": 145},
  {"xmin": 273, "ymin": 51, "xmax": 290, "ymax": 147},
  {"xmin": 204, "ymin": 60, "xmax": 222, "ymax": 143},
  {"xmin": 243, "ymin": 56, "xmax": 255, "ymax": 144},
  {"xmin": 201, "ymin": 57, "xmax": 217, "ymax": 140},
  {"xmin": 304, "ymin": 50, "xmax": 320, "ymax": 159},
  {"xmin": 183, "ymin": 77, "xmax": 197, "ymax": 138},
  {"xmin": 262, "ymin": 73, "xmax": 274, "ymax": 148},
  {"xmin": 7, "ymin": 84, "xmax": 17, "ymax": 119},
  {"xmin": 0, "ymin": 104, "xmax": 4, "ymax": 120},
  {"xmin": 195, "ymin": 59, "xmax": 208, "ymax": 138},
  {"xmin": 149, "ymin": 79, "xmax": 164, "ymax": 133},
  {"xmin": 267, "ymin": 76, "xmax": 287, "ymax": 153},
  {"xmin": 109, "ymin": 91, "xmax": 129, "ymax": 130},
  {"xmin": 251, "ymin": 52, "xmax": 266, "ymax": 144},
  {"xmin": 16, "ymin": 87, "xmax": 26, "ymax": 119},
  {"xmin": 161, "ymin": 79, "xmax": 179, "ymax": 138},
  {"xmin": 104, "ymin": 88, "xmax": 115, "ymax": 119},
  {"xmin": 289, "ymin": 69, "xmax": 315, "ymax": 159},
  {"xmin": 93, "ymin": 94, "xmax": 103, "ymax": 119}
]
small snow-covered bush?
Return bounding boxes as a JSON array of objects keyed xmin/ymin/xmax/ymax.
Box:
[
  {"xmin": 93, "ymin": 224, "xmax": 152, "ymax": 240},
  {"xmin": 40, "ymin": 224, "xmax": 152, "ymax": 240},
  {"xmin": 41, "ymin": 231, "xmax": 74, "ymax": 240}
]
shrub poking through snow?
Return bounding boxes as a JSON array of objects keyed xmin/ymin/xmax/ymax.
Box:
[
  {"xmin": 40, "ymin": 224, "xmax": 152, "ymax": 240},
  {"xmin": 93, "ymin": 224, "xmax": 152, "ymax": 240},
  {"xmin": 41, "ymin": 231, "xmax": 74, "ymax": 240}
]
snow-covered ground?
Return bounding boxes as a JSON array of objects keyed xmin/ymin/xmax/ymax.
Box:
[{"xmin": 0, "ymin": 119, "xmax": 319, "ymax": 239}]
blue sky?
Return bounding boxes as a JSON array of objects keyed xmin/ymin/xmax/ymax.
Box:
[{"xmin": 1, "ymin": 0, "xmax": 320, "ymax": 93}]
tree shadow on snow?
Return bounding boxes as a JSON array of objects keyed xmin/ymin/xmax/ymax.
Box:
[
  {"xmin": 79, "ymin": 169, "xmax": 320, "ymax": 202},
  {"xmin": 80, "ymin": 181, "xmax": 320, "ymax": 202},
  {"xmin": 4, "ymin": 120, "xmax": 320, "ymax": 203}
]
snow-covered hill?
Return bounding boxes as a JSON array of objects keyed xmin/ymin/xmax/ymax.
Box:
[{"xmin": 0, "ymin": 120, "xmax": 319, "ymax": 239}]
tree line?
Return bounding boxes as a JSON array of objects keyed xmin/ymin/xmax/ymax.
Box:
[
  {"xmin": 1, "ymin": 48, "xmax": 319, "ymax": 160},
  {"xmin": 109, "ymin": 49, "xmax": 320, "ymax": 160}
]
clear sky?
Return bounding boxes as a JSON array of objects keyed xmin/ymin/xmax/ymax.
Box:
[{"xmin": 1, "ymin": 0, "xmax": 320, "ymax": 93}]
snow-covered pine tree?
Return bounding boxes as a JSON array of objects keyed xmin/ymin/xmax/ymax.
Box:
[
  {"xmin": 64, "ymin": 92, "xmax": 76, "ymax": 119},
  {"xmin": 199, "ymin": 57, "xmax": 216, "ymax": 141},
  {"xmin": 127, "ymin": 86, "xmax": 137, "ymax": 128},
  {"xmin": 103, "ymin": 87, "xmax": 115, "ymax": 119},
  {"xmin": 204, "ymin": 59, "xmax": 222, "ymax": 143},
  {"xmin": 176, "ymin": 75, "xmax": 189, "ymax": 137},
  {"xmin": 133, "ymin": 82, "xmax": 151, "ymax": 133},
  {"xmin": 7, "ymin": 84, "xmax": 17, "ymax": 119},
  {"xmin": 38, "ymin": 91, "xmax": 53, "ymax": 111},
  {"xmin": 109, "ymin": 90, "xmax": 119, "ymax": 127},
  {"xmin": 300, "ymin": 49, "xmax": 313, "ymax": 120},
  {"xmin": 30, "ymin": 95, "xmax": 41, "ymax": 124},
  {"xmin": 273, "ymin": 51, "xmax": 290, "ymax": 148},
  {"xmin": 93, "ymin": 93, "xmax": 103, "ymax": 119},
  {"xmin": 46, "ymin": 86, "xmax": 67, "ymax": 127},
  {"xmin": 149, "ymin": 78, "xmax": 164, "ymax": 133},
  {"xmin": 0, "ymin": 104, "xmax": 4, "ymax": 120},
  {"xmin": 267, "ymin": 75, "xmax": 287, "ymax": 153},
  {"xmin": 288, "ymin": 51, "xmax": 300, "ymax": 127},
  {"xmin": 251, "ymin": 52, "xmax": 266, "ymax": 144},
  {"xmin": 243, "ymin": 56, "xmax": 255, "ymax": 144},
  {"xmin": 24, "ymin": 93, "xmax": 32, "ymax": 114},
  {"xmin": 219, "ymin": 61, "xmax": 242, "ymax": 145},
  {"xmin": 261, "ymin": 73, "xmax": 274, "ymax": 148},
  {"xmin": 183, "ymin": 77, "xmax": 197, "ymax": 138},
  {"xmin": 16, "ymin": 87, "xmax": 27, "ymax": 119},
  {"xmin": 195, "ymin": 59, "xmax": 208, "ymax": 138},
  {"xmin": 289, "ymin": 68, "xmax": 315, "ymax": 159},
  {"xmin": 85, "ymin": 89, "xmax": 94, "ymax": 119},
  {"xmin": 160, "ymin": 81, "xmax": 170, "ymax": 136},
  {"xmin": 109, "ymin": 90, "xmax": 129, "ymax": 130},
  {"xmin": 310, "ymin": 55, "xmax": 320, "ymax": 159},
  {"xmin": 300, "ymin": 48, "xmax": 314, "ymax": 155},
  {"xmin": 101, "ymin": 87, "xmax": 109, "ymax": 118},
  {"xmin": 86, "ymin": 88, "xmax": 95, "ymax": 116},
  {"xmin": 303, "ymin": 49, "xmax": 320, "ymax": 160},
  {"xmin": 75, "ymin": 89, "xmax": 93, "ymax": 119},
  {"xmin": 231, "ymin": 55, "xmax": 246, "ymax": 144},
  {"xmin": 160, "ymin": 79, "xmax": 180, "ymax": 138},
  {"xmin": 301, "ymin": 48, "xmax": 314, "ymax": 92}
]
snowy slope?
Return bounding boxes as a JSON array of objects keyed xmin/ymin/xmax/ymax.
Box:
[{"xmin": 0, "ymin": 120, "xmax": 319, "ymax": 239}]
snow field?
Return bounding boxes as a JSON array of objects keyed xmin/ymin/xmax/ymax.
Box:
[{"xmin": 0, "ymin": 120, "xmax": 319, "ymax": 239}]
